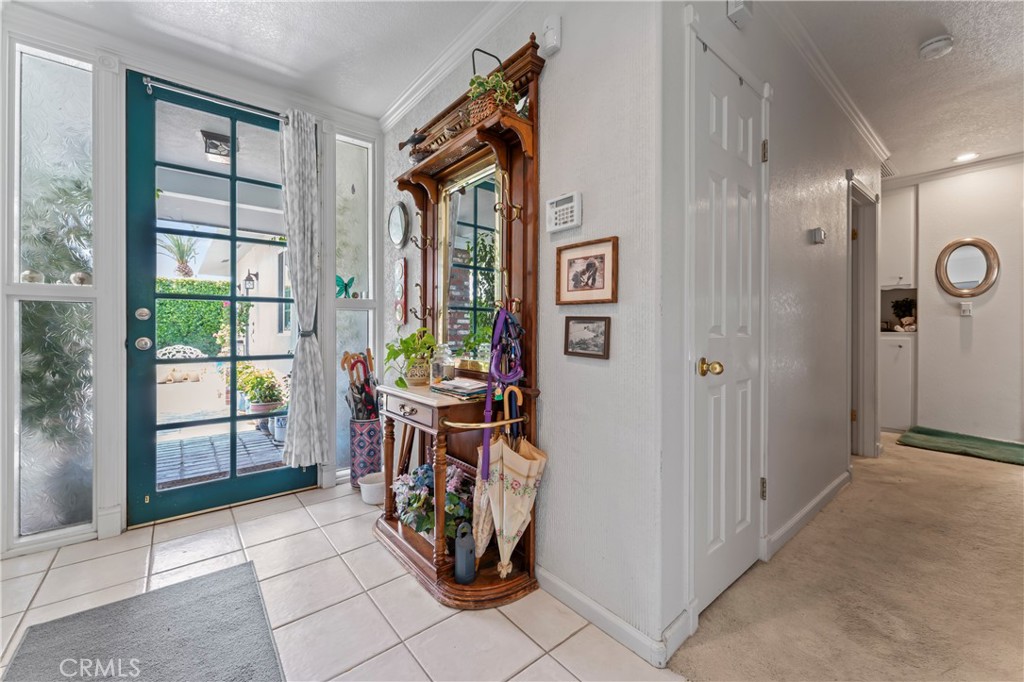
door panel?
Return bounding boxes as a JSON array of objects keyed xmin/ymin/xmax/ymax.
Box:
[
  {"xmin": 126, "ymin": 71, "xmax": 315, "ymax": 524},
  {"xmin": 693, "ymin": 47, "xmax": 764, "ymax": 611}
]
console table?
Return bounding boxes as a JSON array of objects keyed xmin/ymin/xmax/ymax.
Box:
[{"xmin": 374, "ymin": 383, "xmax": 537, "ymax": 609}]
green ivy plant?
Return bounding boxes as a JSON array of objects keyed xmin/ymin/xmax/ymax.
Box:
[
  {"xmin": 384, "ymin": 327, "xmax": 437, "ymax": 388},
  {"xmin": 154, "ymin": 278, "xmax": 251, "ymax": 357},
  {"xmin": 468, "ymin": 72, "xmax": 519, "ymax": 108}
]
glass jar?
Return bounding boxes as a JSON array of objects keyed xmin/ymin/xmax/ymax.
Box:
[{"xmin": 430, "ymin": 344, "xmax": 456, "ymax": 385}]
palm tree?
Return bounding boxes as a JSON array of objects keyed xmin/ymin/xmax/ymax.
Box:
[{"xmin": 158, "ymin": 234, "xmax": 199, "ymax": 278}]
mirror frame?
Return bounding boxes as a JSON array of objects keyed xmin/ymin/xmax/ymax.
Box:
[
  {"xmin": 935, "ymin": 237, "xmax": 1000, "ymax": 298},
  {"xmin": 436, "ymin": 159, "xmax": 503, "ymax": 348}
]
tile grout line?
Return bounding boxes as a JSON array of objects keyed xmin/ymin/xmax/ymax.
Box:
[{"xmin": 0, "ymin": 549, "xmax": 59, "ymax": 660}]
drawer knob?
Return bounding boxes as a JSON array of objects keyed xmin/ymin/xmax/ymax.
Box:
[{"xmin": 398, "ymin": 403, "xmax": 418, "ymax": 417}]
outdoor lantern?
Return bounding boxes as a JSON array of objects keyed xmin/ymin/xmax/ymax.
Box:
[{"xmin": 242, "ymin": 270, "xmax": 259, "ymax": 293}]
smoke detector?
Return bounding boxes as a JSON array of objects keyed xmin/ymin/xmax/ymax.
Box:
[{"xmin": 919, "ymin": 35, "xmax": 954, "ymax": 60}]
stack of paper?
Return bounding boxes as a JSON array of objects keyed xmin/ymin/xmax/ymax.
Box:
[{"xmin": 430, "ymin": 377, "xmax": 488, "ymax": 399}]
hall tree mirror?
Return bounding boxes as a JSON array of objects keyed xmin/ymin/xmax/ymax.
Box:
[{"xmin": 437, "ymin": 161, "xmax": 503, "ymax": 367}]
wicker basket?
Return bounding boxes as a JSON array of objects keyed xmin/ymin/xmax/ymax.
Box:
[{"xmin": 468, "ymin": 91, "xmax": 499, "ymax": 125}]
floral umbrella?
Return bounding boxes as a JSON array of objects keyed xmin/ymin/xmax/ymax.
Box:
[
  {"xmin": 472, "ymin": 433, "xmax": 511, "ymax": 566},
  {"xmin": 487, "ymin": 435, "xmax": 547, "ymax": 578}
]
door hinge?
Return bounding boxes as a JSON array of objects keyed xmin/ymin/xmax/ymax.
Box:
[
  {"xmin": 851, "ymin": 409, "xmax": 858, "ymax": 422},
  {"xmin": 760, "ymin": 139, "xmax": 768, "ymax": 163},
  {"xmin": 760, "ymin": 477, "xmax": 767, "ymax": 501},
  {"xmin": 852, "ymin": 228, "xmax": 859, "ymax": 241}
]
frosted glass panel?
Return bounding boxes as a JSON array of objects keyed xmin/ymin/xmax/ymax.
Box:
[
  {"xmin": 19, "ymin": 301, "xmax": 94, "ymax": 535},
  {"xmin": 336, "ymin": 140, "xmax": 370, "ymax": 299},
  {"xmin": 336, "ymin": 310, "xmax": 371, "ymax": 469},
  {"xmin": 237, "ymin": 122, "xmax": 281, "ymax": 184},
  {"xmin": 18, "ymin": 51, "xmax": 93, "ymax": 285}
]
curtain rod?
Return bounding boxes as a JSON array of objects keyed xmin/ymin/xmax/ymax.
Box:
[{"xmin": 142, "ymin": 77, "xmax": 289, "ymax": 124}]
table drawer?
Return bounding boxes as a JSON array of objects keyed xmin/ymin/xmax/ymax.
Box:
[{"xmin": 385, "ymin": 395, "xmax": 433, "ymax": 428}]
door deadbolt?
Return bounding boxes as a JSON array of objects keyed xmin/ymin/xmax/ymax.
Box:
[
  {"xmin": 135, "ymin": 337, "xmax": 153, "ymax": 351},
  {"xmin": 698, "ymin": 357, "xmax": 725, "ymax": 376},
  {"xmin": 134, "ymin": 307, "xmax": 152, "ymax": 321}
]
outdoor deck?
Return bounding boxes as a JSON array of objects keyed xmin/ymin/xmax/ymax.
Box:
[{"xmin": 156, "ymin": 429, "xmax": 285, "ymax": 489}]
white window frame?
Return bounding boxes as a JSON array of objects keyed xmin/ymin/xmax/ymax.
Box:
[{"xmin": 323, "ymin": 129, "xmax": 383, "ymax": 484}]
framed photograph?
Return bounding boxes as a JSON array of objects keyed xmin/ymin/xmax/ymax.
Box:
[
  {"xmin": 564, "ymin": 316, "xmax": 611, "ymax": 359},
  {"xmin": 556, "ymin": 236, "xmax": 618, "ymax": 304}
]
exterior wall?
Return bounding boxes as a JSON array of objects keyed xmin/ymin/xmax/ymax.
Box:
[
  {"xmin": 383, "ymin": 0, "xmax": 665, "ymax": 651},
  {"xmin": 914, "ymin": 160, "xmax": 1024, "ymax": 442}
]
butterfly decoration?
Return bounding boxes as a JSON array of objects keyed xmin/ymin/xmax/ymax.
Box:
[{"xmin": 336, "ymin": 275, "xmax": 355, "ymax": 298}]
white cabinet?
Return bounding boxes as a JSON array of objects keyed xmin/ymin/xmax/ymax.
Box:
[
  {"xmin": 879, "ymin": 186, "xmax": 916, "ymax": 288},
  {"xmin": 878, "ymin": 334, "xmax": 915, "ymax": 431}
]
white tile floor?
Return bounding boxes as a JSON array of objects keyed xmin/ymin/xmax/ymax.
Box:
[{"xmin": 0, "ymin": 484, "xmax": 680, "ymax": 681}]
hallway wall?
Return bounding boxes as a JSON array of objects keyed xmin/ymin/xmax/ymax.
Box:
[
  {"xmin": 682, "ymin": 1, "xmax": 881, "ymax": 550},
  {"xmin": 914, "ymin": 160, "xmax": 1024, "ymax": 442}
]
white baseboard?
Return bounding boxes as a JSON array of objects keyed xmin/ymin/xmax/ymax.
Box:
[
  {"xmin": 96, "ymin": 504, "xmax": 124, "ymax": 539},
  {"xmin": 760, "ymin": 470, "xmax": 850, "ymax": 559},
  {"xmin": 536, "ymin": 566, "xmax": 692, "ymax": 668}
]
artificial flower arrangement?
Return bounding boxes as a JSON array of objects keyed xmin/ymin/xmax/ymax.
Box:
[{"xmin": 392, "ymin": 463, "xmax": 473, "ymax": 539}]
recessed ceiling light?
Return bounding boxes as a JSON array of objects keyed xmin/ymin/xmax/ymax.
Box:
[
  {"xmin": 953, "ymin": 152, "xmax": 979, "ymax": 163},
  {"xmin": 919, "ymin": 34, "xmax": 955, "ymax": 60}
]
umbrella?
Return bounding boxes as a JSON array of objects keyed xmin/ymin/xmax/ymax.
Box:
[{"xmin": 472, "ymin": 386, "xmax": 547, "ymax": 578}]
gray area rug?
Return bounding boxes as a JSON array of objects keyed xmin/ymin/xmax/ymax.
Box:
[{"xmin": 3, "ymin": 562, "xmax": 283, "ymax": 682}]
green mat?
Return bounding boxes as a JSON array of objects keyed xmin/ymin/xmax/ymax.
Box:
[{"xmin": 897, "ymin": 426, "xmax": 1024, "ymax": 466}]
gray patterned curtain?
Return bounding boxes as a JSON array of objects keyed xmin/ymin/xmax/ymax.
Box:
[{"xmin": 282, "ymin": 110, "xmax": 327, "ymax": 466}]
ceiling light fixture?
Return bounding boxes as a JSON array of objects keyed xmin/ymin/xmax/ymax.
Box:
[
  {"xmin": 953, "ymin": 152, "xmax": 980, "ymax": 163},
  {"xmin": 919, "ymin": 34, "xmax": 954, "ymax": 60},
  {"xmin": 201, "ymin": 130, "xmax": 232, "ymax": 165}
]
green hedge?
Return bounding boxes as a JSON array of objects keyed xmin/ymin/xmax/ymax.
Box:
[{"xmin": 155, "ymin": 278, "xmax": 250, "ymax": 357}]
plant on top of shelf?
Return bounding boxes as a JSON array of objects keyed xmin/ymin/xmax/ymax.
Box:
[
  {"xmin": 467, "ymin": 71, "xmax": 519, "ymax": 124},
  {"xmin": 385, "ymin": 327, "xmax": 436, "ymax": 388},
  {"xmin": 891, "ymin": 297, "xmax": 916, "ymax": 322}
]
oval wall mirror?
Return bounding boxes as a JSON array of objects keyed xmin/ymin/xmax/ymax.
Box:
[{"xmin": 935, "ymin": 237, "xmax": 999, "ymax": 298}]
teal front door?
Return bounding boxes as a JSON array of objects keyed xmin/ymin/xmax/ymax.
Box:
[{"xmin": 126, "ymin": 71, "xmax": 316, "ymax": 524}]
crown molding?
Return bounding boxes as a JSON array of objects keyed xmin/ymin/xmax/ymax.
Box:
[
  {"xmin": 379, "ymin": 1, "xmax": 525, "ymax": 133},
  {"xmin": 763, "ymin": 3, "xmax": 891, "ymax": 162},
  {"xmin": 881, "ymin": 152, "xmax": 1024, "ymax": 191}
]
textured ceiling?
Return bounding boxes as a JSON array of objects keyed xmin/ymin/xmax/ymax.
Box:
[
  {"xmin": 787, "ymin": 1, "xmax": 1024, "ymax": 177},
  {"xmin": 20, "ymin": 1, "xmax": 494, "ymax": 119}
]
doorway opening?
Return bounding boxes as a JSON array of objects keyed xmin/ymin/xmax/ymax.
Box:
[{"xmin": 848, "ymin": 175, "xmax": 880, "ymax": 458}]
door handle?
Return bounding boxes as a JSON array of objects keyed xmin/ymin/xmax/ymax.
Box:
[
  {"xmin": 135, "ymin": 337, "xmax": 153, "ymax": 351},
  {"xmin": 698, "ymin": 357, "xmax": 724, "ymax": 376}
]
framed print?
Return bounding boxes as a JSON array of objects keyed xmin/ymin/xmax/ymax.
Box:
[
  {"xmin": 556, "ymin": 236, "xmax": 618, "ymax": 304},
  {"xmin": 564, "ymin": 316, "xmax": 611, "ymax": 359}
]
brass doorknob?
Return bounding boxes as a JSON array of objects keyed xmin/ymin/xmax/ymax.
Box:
[{"xmin": 698, "ymin": 357, "xmax": 724, "ymax": 376}]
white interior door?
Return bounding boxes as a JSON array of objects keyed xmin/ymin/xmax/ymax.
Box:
[{"xmin": 693, "ymin": 47, "xmax": 764, "ymax": 612}]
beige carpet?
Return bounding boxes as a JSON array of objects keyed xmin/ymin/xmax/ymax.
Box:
[{"xmin": 669, "ymin": 433, "xmax": 1024, "ymax": 681}]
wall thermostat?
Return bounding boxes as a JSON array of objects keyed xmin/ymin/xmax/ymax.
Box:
[{"xmin": 546, "ymin": 192, "xmax": 581, "ymax": 233}]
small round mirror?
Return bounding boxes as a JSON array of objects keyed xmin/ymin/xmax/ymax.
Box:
[
  {"xmin": 388, "ymin": 203, "xmax": 409, "ymax": 248},
  {"xmin": 935, "ymin": 237, "xmax": 999, "ymax": 298}
]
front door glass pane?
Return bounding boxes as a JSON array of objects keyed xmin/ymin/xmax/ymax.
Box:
[
  {"xmin": 157, "ymin": 423, "xmax": 231, "ymax": 490},
  {"xmin": 156, "ymin": 100, "xmax": 232, "ymax": 175}
]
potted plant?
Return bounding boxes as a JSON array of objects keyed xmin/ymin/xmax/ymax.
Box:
[
  {"xmin": 467, "ymin": 71, "xmax": 519, "ymax": 124},
  {"xmin": 392, "ymin": 464, "xmax": 473, "ymax": 544},
  {"xmin": 891, "ymin": 297, "xmax": 916, "ymax": 326},
  {"xmin": 385, "ymin": 327, "xmax": 436, "ymax": 388},
  {"xmin": 237, "ymin": 363, "xmax": 286, "ymax": 413}
]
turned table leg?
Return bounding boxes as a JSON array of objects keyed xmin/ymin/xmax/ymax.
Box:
[
  {"xmin": 383, "ymin": 416, "xmax": 396, "ymax": 520},
  {"xmin": 433, "ymin": 430, "xmax": 447, "ymax": 566}
]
